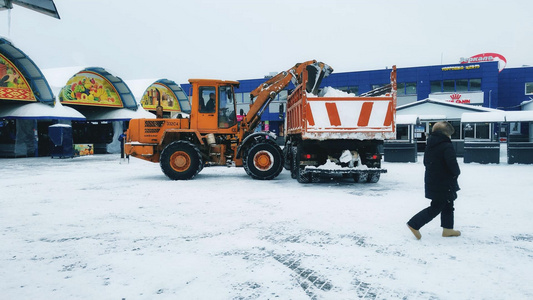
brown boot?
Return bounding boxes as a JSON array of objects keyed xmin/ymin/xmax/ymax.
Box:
[
  {"xmin": 407, "ymin": 224, "xmax": 421, "ymax": 240},
  {"xmin": 442, "ymin": 228, "xmax": 461, "ymax": 237}
]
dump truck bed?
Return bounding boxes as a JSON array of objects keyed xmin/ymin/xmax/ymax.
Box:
[{"xmin": 286, "ymin": 89, "xmax": 396, "ymax": 140}]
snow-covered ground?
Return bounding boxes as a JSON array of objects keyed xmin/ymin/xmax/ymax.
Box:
[{"xmin": 1, "ymin": 148, "xmax": 532, "ymax": 300}]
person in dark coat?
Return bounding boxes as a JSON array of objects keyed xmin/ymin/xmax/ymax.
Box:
[
  {"xmin": 118, "ymin": 129, "xmax": 127, "ymax": 159},
  {"xmin": 407, "ymin": 121, "xmax": 461, "ymax": 239}
]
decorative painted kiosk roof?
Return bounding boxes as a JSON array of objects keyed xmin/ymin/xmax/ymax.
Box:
[
  {"xmin": 140, "ymin": 79, "xmax": 191, "ymax": 114},
  {"xmin": 0, "ymin": 38, "xmax": 55, "ymax": 104},
  {"xmin": 59, "ymin": 67, "xmax": 137, "ymax": 110}
]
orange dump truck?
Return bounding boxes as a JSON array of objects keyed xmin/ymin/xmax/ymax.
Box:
[{"xmin": 283, "ymin": 65, "xmax": 397, "ymax": 183}]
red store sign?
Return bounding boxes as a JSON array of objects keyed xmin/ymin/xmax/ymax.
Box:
[{"xmin": 460, "ymin": 53, "xmax": 507, "ymax": 72}]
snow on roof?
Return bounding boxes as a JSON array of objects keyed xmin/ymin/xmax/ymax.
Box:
[
  {"xmin": 396, "ymin": 114, "xmax": 419, "ymax": 125},
  {"xmin": 124, "ymin": 78, "xmax": 160, "ymax": 100},
  {"xmin": 399, "ymin": 98, "xmax": 496, "ymax": 112},
  {"xmin": 460, "ymin": 111, "xmax": 533, "ymax": 122},
  {"xmin": 520, "ymin": 99, "xmax": 533, "ymax": 106},
  {"xmin": 0, "ymin": 99, "xmax": 85, "ymax": 120},
  {"xmin": 83, "ymin": 106, "xmax": 155, "ymax": 121},
  {"xmin": 505, "ymin": 110, "xmax": 533, "ymax": 122},
  {"xmin": 461, "ymin": 112, "xmax": 506, "ymax": 123},
  {"xmin": 418, "ymin": 114, "xmax": 447, "ymax": 121}
]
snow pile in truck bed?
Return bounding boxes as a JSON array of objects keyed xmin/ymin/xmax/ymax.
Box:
[
  {"xmin": 320, "ymin": 87, "xmax": 356, "ymax": 97},
  {"xmin": 306, "ymin": 87, "xmax": 356, "ymax": 98}
]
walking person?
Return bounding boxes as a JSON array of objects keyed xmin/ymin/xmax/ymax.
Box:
[{"xmin": 407, "ymin": 121, "xmax": 461, "ymax": 239}]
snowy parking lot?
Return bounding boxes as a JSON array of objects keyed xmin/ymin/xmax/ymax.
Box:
[{"xmin": 1, "ymin": 151, "xmax": 532, "ymax": 299}]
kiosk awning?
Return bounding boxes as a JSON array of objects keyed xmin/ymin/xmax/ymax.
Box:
[
  {"xmin": 0, "ymin": 101, "xmax": 85, "ymax": 120},
  {"xmin": 83, "ymin": 107, "xmax": 155, "ymax": 121}
]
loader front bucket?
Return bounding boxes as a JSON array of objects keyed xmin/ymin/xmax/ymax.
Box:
[{"xmin": 306, "ymin": 62, "xmax": 333, "ymax": 95}]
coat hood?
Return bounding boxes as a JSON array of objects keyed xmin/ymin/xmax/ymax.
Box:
[{"xmin": 426, "ymin": 132, "xmax": 451, "ymax": 149}]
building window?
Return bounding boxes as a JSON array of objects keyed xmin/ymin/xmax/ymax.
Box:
[
  {"xmin": 443, "ymin": 80, "xmax": 455, "ymax": 92},
  {"xmin": 372, "ymin": 84, "xmax": 386, "ymax": 90},
  {"xmin": 475, "ymin": 123, "xmax": 490, "ymax": 139},
  {"xmin": 396, "ymin": 124, "xmax": 409, "ymax": 140},
  {"xmin": 525, "ymin": 82, "xmax": 533, "ymax": 95},
  {"xmin": 348, "ymin": 86, "xmax": 359, "ymax": 95},
  {"xmin": 397, "ymin": 82, "xmax": 405, "ymax": 94},
  {"xmin": 405, "ymin": 82, "xmax": 417, "ymax": 94},
  {"xmin": 243, "ymin": 92, "xmax": 251, "ymax": 103},
  {"xmin": 470, "ymin": 78, "xmax": 481, "ymax": 91},
  {"xmin": 456, "ymin": 79, "xmax": 468, "ymax": 92},
  {"xmin": 450, "ymin": 121, "xmax": 461, "ymax": 139},
  {"xmin": 235, "ymin": 93, "xmax": 243, "ymax": 103},
  {"xmin": 278, "ymin": 90, "xmax": 288, "ymax": 101},
  {"xmin": 430, "ymin": 81, "xmax": 442, "ymax": 93},
  {"xmin": 463, "ymin": 123, "xmax": 491, "ymax": 140},
  {"xmin": 397, "ymin": 82, "xmax": 417, "ymax": 95},
  {"xmin": 463, "ymin": 123, "xmax": 474, "ymax": 139},
  {"xmin": 338, "ymin": 86, "xmax": 359, "ymax": 96}
]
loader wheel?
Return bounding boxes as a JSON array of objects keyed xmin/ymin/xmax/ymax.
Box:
[
  {"xmin": 243, "ymin": 142, "xmax": 284, "ymax": 180},
  {"xmin": 160, "ymin": 141, "xmax": 202, "ymax": 180}
]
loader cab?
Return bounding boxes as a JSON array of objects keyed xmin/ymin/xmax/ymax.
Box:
[{"xmin": 190, "ymin": 79, "xmax": 239, "ymax": 133}]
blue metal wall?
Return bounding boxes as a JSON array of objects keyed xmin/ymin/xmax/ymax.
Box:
[
  {"xmin": 322, "ymin": 61, "xmax": 499, "ymax": 107},
  {"xmin": 181, "ymin": 61, "xmax": 533, "ymax": 125},
  {"xmin": 498, "ymin": 66, "xmax": 533, "ymax": 110}
]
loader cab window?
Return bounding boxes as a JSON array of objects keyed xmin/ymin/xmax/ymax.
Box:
[
  {"xmin": 199, "ymin": 87, "xmax": 216, "ymax": 113},
  {"xmin": 218, "ymin": 85, "xmax": 237, "ymax": 128}
]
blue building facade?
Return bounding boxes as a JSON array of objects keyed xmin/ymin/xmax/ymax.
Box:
[{"xmin": 182, "ymin": 61, "xmax": 533, "ymax": 138}]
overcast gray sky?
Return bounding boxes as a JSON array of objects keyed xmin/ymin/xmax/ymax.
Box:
[{"xmin": 1, "ymin": 0, "xmax": 532, "ymax": 84}]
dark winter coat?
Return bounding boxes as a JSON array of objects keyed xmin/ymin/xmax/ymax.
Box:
[{"xmin": 423, "ymin": 132, "xmax": 461, "ymax": 200}]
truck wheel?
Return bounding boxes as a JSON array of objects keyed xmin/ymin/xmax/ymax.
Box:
[
  {"xmin": 160, "ymin": 141, "xmax": 203, "ymax": 180},
  {"xmin": 283, "ymin": 143, "xmax": 292, "ymax": 171},
  {"xmin": 353, "ymin": 173, "xmax": 368, "ymax": 183},
  {"xmin": 367, "ymin": 173, "xmax": 380, "ymax": 183},
  {"xmin": 294, "ymin": 144, "xmax": 312, "ymax": 183},
  {"xmin": 243, "ymin": 142, "xmax": 284, "ymax": 180},
  {"xmin": 290, "ymin": 146, "xmax": 297, "ymax": 179}
]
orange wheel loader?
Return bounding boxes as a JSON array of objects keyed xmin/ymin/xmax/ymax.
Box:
[{"xmin": 125, "ymin": 60, "xmax": 331, "ymax": 180}]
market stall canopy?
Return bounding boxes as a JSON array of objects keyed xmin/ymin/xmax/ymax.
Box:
[
  {"xmin": 58, "ymin": 67, "xmax": 137, "ymax": 110},
  {"xmin": 0, "ymin": 100, "xmax": 85, "ymax": 120},
  {"xmin": 461, "ymin": 112, "xmax": 506, "ymax": 123},
  {"xmin": 140, "ymin": 79, "xmax": 191, "ymax": 114},
  {"xmin": 0, "ymin": 0, "xmax": 60, "ymax": 19},
  {"xmin": 0, "ymin": 37, "xmax": 55, "ymax": 104},
  {"xmin": 83, "ymin": 106, "xmax": 155, "ymax": 121}
]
